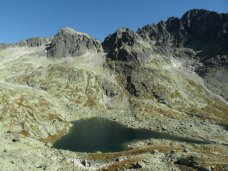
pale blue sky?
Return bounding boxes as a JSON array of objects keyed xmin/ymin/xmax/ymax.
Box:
[{"xmin": 0, "ymin": 0, "xmax": 227, "ymax": 43}]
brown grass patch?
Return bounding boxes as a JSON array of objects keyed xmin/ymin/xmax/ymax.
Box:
[
  {"xmin": 196, "ymin": 97, "xmax": 228, "ymax": 124},
  {"xmin": 19, "ymin": 130, "xmax": 30, "ymax": 137},
  {"xmin": 87, "ymin": 145, "xmax": 182, "ymax": 162},
  {"xmin": 170, "ymin": 90, "xmax": 181, "ymax": 98},
  {"xmin": 102, "ymin": 157, "xmax": 141, "ymax": 171},
  {"xmin": 115, "ymin": 75, "xmax": 125, "ymax": 86},
  {"xmin": 84, "ymin": 97, "xmax": 96, "ymax": 107},
  {"xmin": 40, "ymin": 126, "xmax": 68, "ymax": 144},
  {"xmin": 47, "ymin": 113, "xmax": 62, "ymax": 121},
  {"xmin": 187, "ymin": 80, "xmax": 204, "ymax": 93}
]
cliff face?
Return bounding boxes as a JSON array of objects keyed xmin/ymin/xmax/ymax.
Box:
[
  {"xmin": 103, "ymin": 9, "xmax": 228, "ymax": 102},
  {"xmin": 0, "ymin": 9, "xmax": 227, "ymax": 171},
  {"xmin": 46, "ymin": 27, "xmax": 102, "ymax": 58},
  {"xmin": 138, "ymin": 9, "xmax": 228, "ymax": 56}
]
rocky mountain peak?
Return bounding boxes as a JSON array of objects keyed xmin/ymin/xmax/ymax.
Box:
[
  {"xmin": 59, "ymin": 27, "xmax": 78, "ymax": 34},
  {"xmin": 102, "ymin": 28, "xmax": 144, "ymax": 62},
  {"xmin": 58, "ymin": 27, "xmax": 91, "ymax": 38},
  {"xmin": 47, "ymin": 27, "xmax": 102, "ymax": 58},
  {"xmin": 102, "ymin": 28, "xmax": 140, "ymax": 52},
  {"xmin": 136, "ymin": 9, "xmax": 228, "ymax": 69},
  {"xmin": 0, "ymin": 37, "xmax": 50, "ymax": 50},
  {"xmin": 17, "ymin": 37, "xmax": 51, "ymax": 47},
  {"xmin": 181, "ymin": 9, "xmax": 217, "ymax": 23},
  {"xmin": 0, "ymin": 43, "xmax": 15, "ymax": 50},
  {"xmin": 181, "ymin": 9, "xmax": 228, "ymax": 43},
  {"xmin": 138, "ymin": 9, "xmax": 228, "ymax": 48},
  {"xmin": 101, "ymin": 9, "xmax": 228, "ymax": 101}
]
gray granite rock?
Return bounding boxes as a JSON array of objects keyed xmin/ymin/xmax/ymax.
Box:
[
  {"xmin": 137, "ymin": 9, "xmax": 228, "ymax": 67},
  {"xmin": 102, "ymin": 28, "xmax": 145, "ymax": 63},
  {"xmin": 0, "ymin": 37, "xmax": 50, "ymax": 50},
  {"xmin": 0, "ymin": 43, "xmax": 15, "ymax": 50},
  {"xmin": 17, "ymin": 37, "xmax": 50, "ymax": 47},
  {"xmin": 103, "ymin": 9, "xmax": 228, "ymax": 101},
  {"xmin": 47, "ymin": 27, "xmax": 102, "ymax": 58}
]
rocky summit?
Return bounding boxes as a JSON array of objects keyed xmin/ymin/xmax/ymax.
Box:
[
  {"xmin": 0, "ymin": 9, "xmax": 227, "ymax": 171},
  {"xmin": 47, "ymin": 27, "xmax": 102, "ymax": 58}
]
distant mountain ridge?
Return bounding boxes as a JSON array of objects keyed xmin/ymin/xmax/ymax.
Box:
[
  {"xmin": 102, "ymin": 9, "xmax": 228, "ymax": 100},
  {"xmin": 1, "ymin": 9, "xmax": 227, "ymax": 100}
]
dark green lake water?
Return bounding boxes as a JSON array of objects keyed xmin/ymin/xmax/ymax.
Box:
[{"xmin": 53, "ymin": 118, "xmax": 207, "ymax": 153}]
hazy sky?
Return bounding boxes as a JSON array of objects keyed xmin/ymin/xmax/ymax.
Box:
[{"xmin": 0, "ymin": 0, "xmax": 227, "ymax": 43}]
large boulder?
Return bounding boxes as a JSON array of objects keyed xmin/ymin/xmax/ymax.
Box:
[{"xmin": 47, "ymin": 27, "xmax": 102, "ymax": 58}]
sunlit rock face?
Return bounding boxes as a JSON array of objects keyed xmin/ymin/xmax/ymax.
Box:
[
  {"xmin": 138, "ymin": 9, "xmax": 228, "ymax": 53},
  {"xmin": 102, "ymin": 28, "xmax": 144, "ymax": 62},
  {"xmin": 103, "ymin": 9, "xmax": 228, "ymax": 105},
  {"xmin": 46, "ymin": 27, "xmax": 103, "ymax": 58}
]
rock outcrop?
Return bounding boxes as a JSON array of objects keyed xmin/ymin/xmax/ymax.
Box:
[
  {"xmin": 0, "ymin": 37, "xmax": 50, "ymax": 50},
  {"xmin": 17, "ymin": 37, "xmax": 50, "ymax": 47},
  {"xmin": 137, "ymin": 9, "xmax": 228, "ymax": 67},
  {"xmin": 46, "ymin": 27, "xmax": 102, "ymax": 58},
  {"xmin": 0, "ymin": 43, "xmax": 15, "ymax": 50},
  {"xmin": 102, "ymin": 28, "xmax": 152, "ymax": 64},
  {"xmin": 102, "ymin": 9, "xmax": 228, "ymax": 117},
  {"xmin": 103, "ymin": 9, "xmax": 228, "ymax": 101}
]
